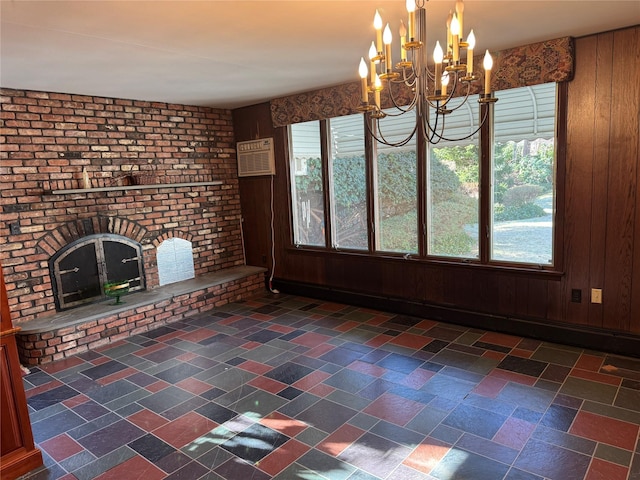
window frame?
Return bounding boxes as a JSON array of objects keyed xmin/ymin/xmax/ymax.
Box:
[
  {"xmin": 288, "ymin": 120, "xmax": 328, "ymax": 248},
  {"xmin": 285, "ymin": 81, "xmax": 567, "ymax": 276}
]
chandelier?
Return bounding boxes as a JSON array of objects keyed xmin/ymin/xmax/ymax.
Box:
[{"xmin": 357, "ymin": 0, "xmax": 497, "ymax": 146}]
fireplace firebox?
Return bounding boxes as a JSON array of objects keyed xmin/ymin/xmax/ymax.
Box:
[{"xmin": 49, "ymin": 234, "xmax": 145, "ymax": 311}]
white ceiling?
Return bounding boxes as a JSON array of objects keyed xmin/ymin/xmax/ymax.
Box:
[{"xmin": 1, "ymin": 1, "xmax": 639, "ymax": 109}]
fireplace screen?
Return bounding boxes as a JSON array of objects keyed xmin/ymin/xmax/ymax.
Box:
[{"xmin": 50, "ymin": 234, "xmax": 145, "ymax": 310}]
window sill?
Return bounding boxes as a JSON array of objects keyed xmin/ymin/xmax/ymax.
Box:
[{"xmin": 286, "ymin": 245, "xmax": 564, "ymax": 279}]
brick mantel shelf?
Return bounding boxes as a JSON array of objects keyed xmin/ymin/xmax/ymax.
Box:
[{"xmin": 45, "ymin": 181, "xmax": 223, "ymax": 195}]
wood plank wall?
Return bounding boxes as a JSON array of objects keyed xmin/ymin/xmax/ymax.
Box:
[
  {"xmin": 564, "ymin": 26, "xmax": 640, "ymax": 334},
  {"xmin": 234, "ymin": 26, "xmax": 640, "ymax": 337},
  {"xmin": 232, "ymin": 105, "xmax": 275, "ymax": 272}
]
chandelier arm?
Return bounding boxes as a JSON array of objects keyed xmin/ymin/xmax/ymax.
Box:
[
  {"xmin": 423, "ymin": 104, "xmax": 490, "ymax": 143},
  {"xmin": 377, "ymin": 120, "xmax": 418, "ymax": 147},
  {"xmin": 393, "ymin": 66, "xmax": 417, "ymax": 87},
  {"xmin": 426, "ymin": 118, "xmax": 444, "ymax": 145},
  {"xmin": 367, "ymin": 114, "xmax": 419, "ymax": 147},
  {"xmin": 379, "ymin": 106, "xmax": 416, "ymax": 118},
  {"xmin": 447, "ymin": 78, "xmax": 473, "ymax": 109},
  {"xmin": 425, "ymin": 73, "xmax": 473, "ymax": 111},
  {"xmin": 421, "ymin": 104, "xmax": 444, "ymax": 145},
  {"xmin": 386, "ymin": 83, "xmax": 418, "ymax": 113},
  {"xmin": 423, "ymin": 65, "xmax": 435, "ymax": 83}
]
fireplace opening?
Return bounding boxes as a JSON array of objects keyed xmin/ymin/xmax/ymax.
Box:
[{"xmin": 49, "ymin": 234, "xmax": 145, "ymax": 311}]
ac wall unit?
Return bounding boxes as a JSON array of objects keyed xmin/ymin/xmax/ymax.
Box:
[{"xmin": 236, "ymin": 138, "xmax": 275, "ymax": 177}]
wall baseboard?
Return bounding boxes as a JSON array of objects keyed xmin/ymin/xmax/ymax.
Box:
[{"xmin": 275, "ymin": 279, "xmax": 640, "ymax": 359}]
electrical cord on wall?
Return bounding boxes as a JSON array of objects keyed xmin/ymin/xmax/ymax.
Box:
[
  {"xmin": 268, "ymin": 173, "xmax": 279, "ymax": 294},
  {"xmin": 239, "ymin": 216, "xmax": 247, "ymax": 266}
]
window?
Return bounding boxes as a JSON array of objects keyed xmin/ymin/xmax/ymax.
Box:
[
  {"xmin": 374, "ymin": 112, "xmax": 418, "ymax": 253},
  {"xmin": 427, "ymin": 95, "xmax": 481, "ymax": 258},
  {"xmin": 287, "ymin": 82, "xmax": 560, "ymax": 270},
  {"xmin": 290, "ymin": 120, "xmax": 325, "ymax": 247},
  {"xmin": 329, "ymin": 114, "xmax": 368, "ymax": 249},
  {"xmin": 491, "ymin": 83, "xmax": 557, "ymax": 265}
]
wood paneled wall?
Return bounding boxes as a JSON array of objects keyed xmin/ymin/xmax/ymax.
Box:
[
  {"xmin": 233, "ymin": 104, "xmax": 275, "ymax": 273},
  {"xmin": 233, "ymin": 26, "xmax": 640, "ymax": 338},
  {"xmin": 564, "ymin": 26, "xmax": 640, "ymax": 334}
]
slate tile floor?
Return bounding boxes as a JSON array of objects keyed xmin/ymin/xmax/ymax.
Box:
[{"xmin": 19, "ymin": 293, "xmax": 640, "ymax": 480}]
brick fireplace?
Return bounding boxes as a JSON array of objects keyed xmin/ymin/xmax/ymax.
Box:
[{"xmin": 1, "ymin": 88, "xmax": 266, "ymax": 364}]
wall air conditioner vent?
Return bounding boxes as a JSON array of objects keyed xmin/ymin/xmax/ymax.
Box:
[{"xmin": 236, "ymin": 138, "xmax": 275, "ymax": 177}]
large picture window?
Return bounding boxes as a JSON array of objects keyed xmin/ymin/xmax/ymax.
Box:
[{"xmin": 287, "ymin": 82, "xmax": 560, "ymax": 270}]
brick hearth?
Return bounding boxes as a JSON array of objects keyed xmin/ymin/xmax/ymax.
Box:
[{"xmin": 16, "ymin": 266, "xmax": 266, "ymax": 366}]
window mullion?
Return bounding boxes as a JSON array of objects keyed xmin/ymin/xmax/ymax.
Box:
[
  {"xmin": 417, "ymin": 116, "xmax": 428, "ymax": 258},
  {"xmin": 552, "ymin": 82, "xmax": 568, "ymax": 271},
  {"xmin": 366, "ymin": 115, "xmax": 377, "ymax": 253},
  {"xmin": 479, "ymin": 102, "xmax": 493, "ymax": 264},
  {"xmin": 320, "ymin": 119, "xmax": 333, "ymax": 249}
]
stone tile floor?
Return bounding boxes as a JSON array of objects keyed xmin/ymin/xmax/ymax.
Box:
[{"xmin": 18, "ymin": 293, "xmax": 640, "ymax": 479}]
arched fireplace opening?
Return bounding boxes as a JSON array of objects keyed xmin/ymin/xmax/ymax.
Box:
[{"xmin": 49, "ymin": 234, "xmax": 145, "ymax": 311}]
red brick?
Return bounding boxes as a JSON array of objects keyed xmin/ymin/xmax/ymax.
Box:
[
  {"xmin": 57, "ymin": 341, "xmax": 78, "ymax": 352},
  {"xmin": 78, "ymin": 333, "xmax": 101, "ymax": 345},
  {"xmin": 87, "ymin": 325, "xmax": 106, "ymax": 335}
]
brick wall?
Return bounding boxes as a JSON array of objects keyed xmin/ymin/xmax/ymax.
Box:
[{"xmin": 0, "ymin": 88, "xmax": 246, "ymax": 325}]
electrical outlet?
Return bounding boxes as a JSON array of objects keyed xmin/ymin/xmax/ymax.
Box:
[
  {"xmin": 591, "ymin": 288, "xmax": 602, "ymax": 304},
  {"xmin": 571, "ymin": 289, "xmax": 581, "ymax": 303}
]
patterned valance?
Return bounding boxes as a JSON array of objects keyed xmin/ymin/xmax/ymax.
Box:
[{"xmin": 270, "ymin": 36, "xmax": 574, "ymax": 127}]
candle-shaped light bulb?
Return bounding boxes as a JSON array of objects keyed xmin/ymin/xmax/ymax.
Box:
[
  {"xmin": 369, "ymin": 42, "xmax": 378, "ymax": 63},
  {"xmin": 483, "ymin": 50, "xmax": 493, "ymax": 94},
  {"xmin": 434, "ymin": 41, "xmax": 444, "ymax": 63},
  {"xmin": 406, "ymin": 0, "xmax": 416, "ymax": 40},
  {"xmin": 434, "ymin": 41, "xmax": 444, "ymax": 91},
  {"xmin": 359, "ymin": 58, "xmax": 369, "ymax": 103},
  {"xmin": 442, "ymin": 72, "xmax": 450, "ymax": 95},
  {"xmin": 450, "ymin": 13, "xmax": 460, "ymax": 63},
  {"xmin": 466, "ymin": 30, "xmax": 476, "ymax": 49},
  {"xmin": 374, "ymin": 73, "xmax": 382, "ymax": 109},
  {"xmin": 446, "ymin": 10, "xmax": 453, "ymax": 55},
  {"xmin": 374, "ymin": 10, "xmax": 383, "ymax": 52},
  {"xmin": 383, "ymin": 24, "xmax": 392, "ymax": 45},
  {"xmin": 466, "ymin": 30, "xmax": 475, "ymax": 75},
  {"xmin": 369, "ymin": 41, "xmax": 377, "ymax": 84},
  {"xmin": 455, "ymin": 0, "xmax": 464, "ymax": 42},
  {"xmin": 383, "ymin": 24, "xmax": 392, "ymax": 70},
  {"xmin": 399, "ymin": 20, "xmax": 407, "ymax": 61}
]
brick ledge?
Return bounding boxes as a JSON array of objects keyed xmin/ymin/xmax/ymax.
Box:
[
  {"xmin": 15, "ymin": 265, "xmax": 266, "ymax": 365},
  {"xmin": 18, "ymin": 265, "xmax": 265, "ymax": 334}
]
